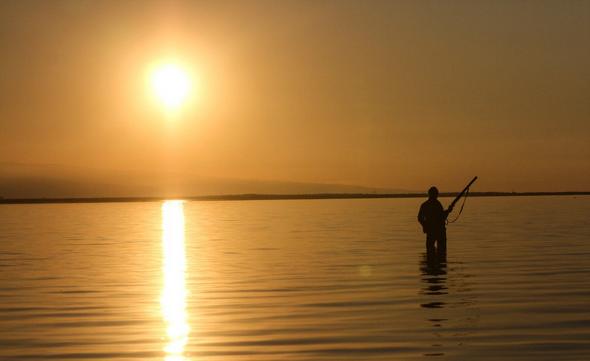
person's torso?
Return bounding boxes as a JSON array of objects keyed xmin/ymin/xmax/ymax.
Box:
[{"xmin": 421, "ymin": 200, "xmax": 446, "ymax": 230}]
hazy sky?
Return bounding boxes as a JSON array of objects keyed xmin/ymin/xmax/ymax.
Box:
[{"xmin": 1, "ymin": 0, "xmax": 589, "ymax": 193}]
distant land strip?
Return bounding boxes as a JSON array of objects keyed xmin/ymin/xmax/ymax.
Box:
[{"xmin": 1, "ymin": 192, "xmax": 589, "ymax": 204}]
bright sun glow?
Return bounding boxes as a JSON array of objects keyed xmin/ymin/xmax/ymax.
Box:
[
  {"xmin": 161, "ymin": 200, "xmax": 189, "ymax": 361},
  {"xmin": 151, "ymin": 64, "xmax": 191, "ymax": 111}
]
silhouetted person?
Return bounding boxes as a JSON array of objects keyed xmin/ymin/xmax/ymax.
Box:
[{"xmin": 418, "ymin": 186, "xmax": 453, "ymax": 254}]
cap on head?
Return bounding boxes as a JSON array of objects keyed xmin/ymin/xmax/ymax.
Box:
[{"xmin": 428, "ymin": 186, "xmax": 439, "ymax": 199}]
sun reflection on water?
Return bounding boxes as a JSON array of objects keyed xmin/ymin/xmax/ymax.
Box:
[{"xmin": 161, "ymin": 200, "xmax": 189, "ymax": 361}]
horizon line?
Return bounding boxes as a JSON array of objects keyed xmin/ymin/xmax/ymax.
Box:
[{"xmin": 1, "ymin": 191, "xmax": 589, "ymax": 205}]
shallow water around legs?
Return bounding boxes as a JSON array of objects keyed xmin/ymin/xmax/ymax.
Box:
[{"xmin": 1, "ymin": 196, "xmax": 589, "ymax": 360}]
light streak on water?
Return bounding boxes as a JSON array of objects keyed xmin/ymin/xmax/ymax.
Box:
[{"xmin": 161, "ymin": 200, "xmax": 190, "ymax": 361}]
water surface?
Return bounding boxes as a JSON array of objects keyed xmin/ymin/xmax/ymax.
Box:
[{"xmin": 1, "ymin": 196, "xmax": 589, "ymax": 360}]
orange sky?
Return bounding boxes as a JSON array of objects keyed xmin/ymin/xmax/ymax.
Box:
[{"xmin": 1, "ymin": 1, "xmax": 589, "ymax": 195}]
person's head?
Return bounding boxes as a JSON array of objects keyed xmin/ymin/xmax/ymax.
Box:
[{"xmin": 428, "ymin": 186, "xmax": 439, "ymax": 200}]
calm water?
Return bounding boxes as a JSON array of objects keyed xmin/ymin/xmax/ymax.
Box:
[{"xmin": 1, "ymin": 196, "xmax": 589, "ymax": 360}]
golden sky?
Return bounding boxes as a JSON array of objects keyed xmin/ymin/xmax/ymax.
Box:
[{"xmin": 1, "ymin": 1, "xmax": 589, "ymax": 195}]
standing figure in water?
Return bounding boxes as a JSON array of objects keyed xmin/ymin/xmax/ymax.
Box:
[{"xmin": 418, "ymin": 186, "xmax": 453, "ymax": 253}]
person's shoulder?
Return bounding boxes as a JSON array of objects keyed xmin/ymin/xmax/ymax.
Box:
[{"xmin": 420, "ymin": 199, "xmax": 434, "ymax": 208}]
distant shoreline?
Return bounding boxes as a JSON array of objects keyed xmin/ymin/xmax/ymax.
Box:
[{"xmin": 1, "ymin": 192, "xmax": 589, "ymax": 204}]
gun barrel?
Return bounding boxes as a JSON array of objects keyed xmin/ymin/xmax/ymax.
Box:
[{"xmin": 449, "ymin": 176, "xmax": 478, "ymax": 209}]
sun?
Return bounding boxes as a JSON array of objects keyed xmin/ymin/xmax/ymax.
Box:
[{"xmin": 151, "ymin": 63, "xmax": 191, "ymax": 111}]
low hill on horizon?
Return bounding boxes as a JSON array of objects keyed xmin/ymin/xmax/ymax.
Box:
[{"xmin": 0, "ymin": 162, "xmax": 411, "ymax": 199}]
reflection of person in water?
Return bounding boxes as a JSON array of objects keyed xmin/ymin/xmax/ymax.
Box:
[
  {"xmin": 420, "ymin": 251, "xmax": 448, "ymax": 313},
  {"xmin": 418, "ymin": 186, "xmax": 452, "ymax": 253}
]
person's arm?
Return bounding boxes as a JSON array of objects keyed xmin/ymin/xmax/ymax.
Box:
[
  {"xmin": 444, "ymin": 205, "xmax": 453, "ymax": 219},
  {"xmin": 418, "ymin": 204, "xmax": 425, "ymax": 225},
  {"xmin": 418, "ymin": 204, "xmax": 427, "ymax": 233}
]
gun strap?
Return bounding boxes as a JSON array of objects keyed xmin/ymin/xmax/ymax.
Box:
[{"xmin": 447, "ymin": 186, "xmax": 470, "ymax": 224}]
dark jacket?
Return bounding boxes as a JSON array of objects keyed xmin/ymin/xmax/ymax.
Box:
[{"xmin": 418, "ymin": 199, "xmax": 448, "ymax": 234}]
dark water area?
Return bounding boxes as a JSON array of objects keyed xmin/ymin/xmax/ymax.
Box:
[{"xmin": 1, "ymin": 196, "xmax": 589, "ymax": 360}]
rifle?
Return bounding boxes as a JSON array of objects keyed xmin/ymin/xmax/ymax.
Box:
[{"xmin": 447, "ymin": 176, "xmax": 478, "ymax": 213}]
